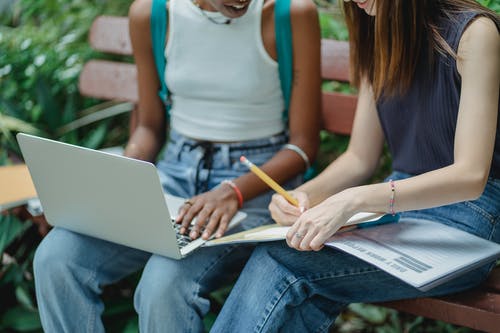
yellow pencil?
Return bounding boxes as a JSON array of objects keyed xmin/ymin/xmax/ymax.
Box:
[{"xmin": 240, "ymin": 156, "xmax": 299, "ymax": 207}]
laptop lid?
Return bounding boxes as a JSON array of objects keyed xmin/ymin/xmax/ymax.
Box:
[{"xmin": 17, "ymin": 133, "xmax": 192, "ymax": 259}]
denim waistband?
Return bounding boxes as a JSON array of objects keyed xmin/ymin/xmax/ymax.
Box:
[
  {"xmin": 166, "ymin": 129, "xmax": 289, "ymax": 193},
  {"xmin": 168, "ymin": 129, "xmax": 289, "ymax": 154}
]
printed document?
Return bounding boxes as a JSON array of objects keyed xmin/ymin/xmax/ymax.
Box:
[{"xmin": 325, "ymin": 219, "xmax": 500, "ymax": 291}]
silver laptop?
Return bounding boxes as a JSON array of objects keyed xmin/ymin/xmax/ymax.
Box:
[{"xmin": 17, "ymin": 133, "xmax": 246, "ymax": 259}]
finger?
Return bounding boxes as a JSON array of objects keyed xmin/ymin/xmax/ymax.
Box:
[
  {"xmin": 202, "ymin": 209, "xmax": 223, "ymax": 240},
  {"xmin": 286, "ymin": 220, "xmax": 299, "ymax": 241},
  {"xmin": 180, "ymin": 203, "xmax": 202, "ymax": 234},
  {"xmin": 271, "ymin": 202, "xmax": 301, "ymax": 226},
  {"xmin": 288, "ymin": 224, "xmax": 308, "ymax": 250},
  {"xmin": 295, "ymin": 192, "xmax": 310, "ymax": 210},
  {"xmin": 299, "ymin": 227, "xmax": 318, "ymax": 251},
  {"xmin": 176, "ymin": 199, "xmax": 194, "ymax": 222},
  {"xmin": 214, "ymin": 215, "xmax": 230, "ymax": 238},
  {"xmin": 310, "ymin": 228, "xmax": 336, "ymax": 251},
  {"xmin": 190, "ymin": 206, "xmax": 213, "ymax": 239},
  {"xmin": 274, "ymin": 194, "xmax": 302, "ymax": 215}
]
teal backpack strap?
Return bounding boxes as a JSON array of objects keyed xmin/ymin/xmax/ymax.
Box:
[
  {"xmin": 275, "ymin": 0, "xmax": 317, "ymax": 180},
  {"xmin": 274, "ymin": 0, "xmax": 293, "ymax": 120},
  {"xmin": 150, "ymin": 0, "xmax": 170, "ymax": 113}
]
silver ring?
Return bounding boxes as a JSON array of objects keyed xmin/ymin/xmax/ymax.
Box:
[{"xmin": 295, "ymin": 232, "xmax": 303, "ymax": 239}]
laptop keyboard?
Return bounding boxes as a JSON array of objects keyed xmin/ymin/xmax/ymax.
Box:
[{"xmin": 171, "ymin": 219, "xmax": 203, "ymax": 248}]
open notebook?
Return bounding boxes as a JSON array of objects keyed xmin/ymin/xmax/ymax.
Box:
[{"xmin": 205, "ymin": 212, "xmax": 399, "ymax": 246}]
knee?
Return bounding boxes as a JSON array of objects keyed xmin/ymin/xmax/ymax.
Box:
[
  {"xmin": 33, "ymin": 229, "xmax": 80, "ymax": 286},
  {"xmin": 135, "ymin": 256, "xmax": 190, "ymax": 310},
  {"xmin": 33, "ymin": 234, "xmax": 63, "ymax": 282}
]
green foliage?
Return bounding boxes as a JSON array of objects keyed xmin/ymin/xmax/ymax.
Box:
[
  {"xmin": 0, "ymin": 1, "xmax": 133, "ymax": 332},
  {"xmin": 0, "ymin": 0, "xmax": 131, "ymax": 156},
  {"xmin": 333, "ymin": 303, "xmax": 478, "ymax": 333},
  {"xmin": 478, "ymin": 0, "xmax": 500, "ymax": 12},
  {"xmin": 0, "ymin": 213, "xmax": 42, "ymax": 332}
]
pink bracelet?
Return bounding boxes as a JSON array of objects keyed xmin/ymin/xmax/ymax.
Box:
[
  {"xmin": 389, "ymin": 179, "xmax": 396, "ymax": 216},
  {"xmin": 222, "ymin": 180, "xmax": 243, "ymax": 208}
]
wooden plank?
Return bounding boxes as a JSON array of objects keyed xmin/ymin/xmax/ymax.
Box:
[
  {"xmin": 321, "ymin": 92, "xmax": 357, "ymax": 135},
  {"xmin": 89, "ymin": 16, "xmax": 132, "ymax": 55},
  {"xmin": 79, "ymin": 60, "xmax": 138, "ymax": 102},
  {"xmin": 483, "ymin": 267, "xmax": 500, "ymax": 293},
  {"xmin": 381, "ymin": 290, "xmax": 500, "ymax": 333},
  {"xmin": 0, "ymin": 164, "xmax": 37, "ymax": 211},
  {"xmin": 321, "ymin": 39, "xmax": 350, "ymax": 82}
]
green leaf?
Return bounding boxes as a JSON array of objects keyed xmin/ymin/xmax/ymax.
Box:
[
  {"xmin": 35, "ymin": 76, "xmax": 61, "ymax": 131},
  {"xmin": 81, "ymin": 122, "xmax": 109, "ymax": 149},
  {"xmin": 0, "ymin": 306, "xmax": 42, "ymax": 331},
  {"xmin": 122, "ymin": 317, "xmax": 139, "ymax": 333},
  {"xmin": 0, "ymin": 214, "xmax": 31, "ymax": 254},
  {"xmin": 16, "ymin": 285, "xmax": 36, "ymax": 310},
  {"xmin": 348, "ymin": 303, "xmax": 388, "ymax": 325}
]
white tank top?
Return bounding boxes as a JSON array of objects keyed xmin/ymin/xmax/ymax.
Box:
[{"xmin": 165, "ymin": 0, "xmax": 285, "ymax": 142}]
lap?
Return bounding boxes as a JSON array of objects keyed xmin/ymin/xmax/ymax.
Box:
[
  {"xmin": 140, "ymin": 243, "xmax": 255, "ymax": 295},
  {"xmin": 35, "ymin": 227, "xmax": 150, "ymax": 285},
  {"xmin": 249, "ymin": 241, "xmax": 492, "ymax": 303}
]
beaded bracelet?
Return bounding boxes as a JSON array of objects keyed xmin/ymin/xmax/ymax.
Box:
[
  {"xmin": 282, "ymin": 143, "xmax": 310, "ymax": 170},
  {"xmin": 222, "ymin": 180, "xmax": 244, "ymax": 209},
  {"xmin": 389, "ymin": 179, "xmax": 396, "ymax": 216}
]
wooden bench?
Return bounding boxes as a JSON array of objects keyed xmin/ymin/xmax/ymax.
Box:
[{"xmin": 79, "ymin": 15, "xmax": 500, "ymax": 333}]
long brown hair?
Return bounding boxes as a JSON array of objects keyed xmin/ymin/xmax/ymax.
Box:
[{"xmin": 343, "ymin": 0, "xmax": 500, "ymax": 99}]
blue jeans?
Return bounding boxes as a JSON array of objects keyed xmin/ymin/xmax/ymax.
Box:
[
  {"xmin": 211, "ymin": 172, "xmax": 500, "ymax": 333},
  {"xmin": 33, "ymin": 129, "xmax": 302, "ymax": 333}
]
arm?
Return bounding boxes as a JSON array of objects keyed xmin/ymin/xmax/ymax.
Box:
[
  {"xmin": 285, "ymin": 18, "xmax": 500, "ymax": 251},
  {"xmin": 270, "ymin": 80, "xmax": 385, "ymax": 223},
  {"xmin": 124, "ymin": 0, "xmax": 167, "ymax": 162},
  {"xmin": 179, "ymin": 0, "xmax": 322, "ymax": 239}
]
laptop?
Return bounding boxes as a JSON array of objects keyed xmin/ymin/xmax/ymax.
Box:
[{"xmin": 16, "ymin": 133, "xmax": 247, "ymax": 259}]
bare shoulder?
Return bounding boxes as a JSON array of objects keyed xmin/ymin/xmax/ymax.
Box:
[
  {"xmin": 129, "ymin": 0, "xmax": 153, "ymax": 25},
  {"xmin": 289, "ymin": 0, "xmax": 318, "ymax": 19},
  {"xmin": 458, "ymin": 16, "xmax": 500, "ymax": 57}
]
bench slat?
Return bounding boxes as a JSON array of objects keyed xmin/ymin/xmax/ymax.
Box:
[
  {"xmin": 321, "ymin": 92, "xmax": 357, "ymax": 135},
  {"xmin": 484, "ymin": 266, "xmax": 500, "ymax": 293},
  {"xmin": 321, "ymin": 39, "xmax": 350, "ymax": 82},
  {"xmin": 89, "ymin": 16, "xmax": 132, "ymax": 55},
  {"xmin": 79, "ymin": 60, "xmax": 138, "ymax": 102},
  {"xmin": 381, "ymin": 289, "xmax": 500, "ymax": 333}
]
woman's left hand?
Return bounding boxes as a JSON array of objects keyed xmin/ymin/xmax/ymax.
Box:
[
  {"xmin": 176, "ymin": 184, "xmax": 239, "ymax": 240},
  {"xmin": 286, "ymin": 192, "xmax": 355, "ymax": 251}
]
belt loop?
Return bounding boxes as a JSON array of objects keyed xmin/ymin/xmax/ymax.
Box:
[{"xmin": 220, "ymin": 145, "xmax": 230, "ymax": 168}]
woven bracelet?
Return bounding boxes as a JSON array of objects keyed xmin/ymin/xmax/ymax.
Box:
[{"xmin": 389, "ymin": 179, "xmax": 396, "ymax": 216}]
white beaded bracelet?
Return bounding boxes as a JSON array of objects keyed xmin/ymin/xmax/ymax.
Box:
[{"xmin": 282, "ymin": 143, "xmax": 310, "ymax": 170}]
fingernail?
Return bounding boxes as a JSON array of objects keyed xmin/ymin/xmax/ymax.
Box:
[
  {"xmin": 190, "ymin": 231, "xmax": 197, "ymax": 238},
  {"xmin": 180, "ymin": 227, "xmax": 185, "ymax": 234},
  {"xmin": 202, "ymin": 232, "xmax": 209, "ymax": 238},
  {"xmin": 299, "ymin": 206, "xmax": 305, "ymax": 213}
]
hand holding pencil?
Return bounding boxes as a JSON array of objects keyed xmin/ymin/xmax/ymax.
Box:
[{"xmin": 240, "ymin": 156, "xmax": 300, "ymax": 207}]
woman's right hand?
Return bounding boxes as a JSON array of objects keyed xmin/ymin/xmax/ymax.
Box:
[{"xmin": 269, "ymin": 191, "xmax": 309, "ymax": 226}]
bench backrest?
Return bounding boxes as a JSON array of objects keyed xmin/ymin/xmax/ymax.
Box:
[{"xmin": 78, "ymin": 16, "xmax": 358, "ymax": 136}]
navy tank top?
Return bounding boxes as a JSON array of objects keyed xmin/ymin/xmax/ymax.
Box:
[{"xmin": 377, "ymin": 12, "xmax": 500, "ymax": 179}]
